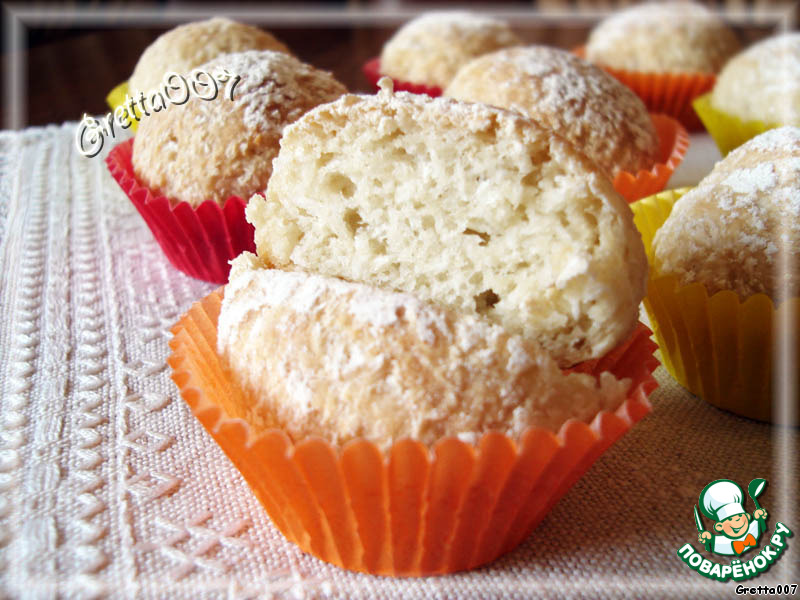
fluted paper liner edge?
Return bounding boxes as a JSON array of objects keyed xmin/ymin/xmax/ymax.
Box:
[
  {"xmin": 106, "ymin": 139, "xmax": 256, "ymax": 284},
  {"xmin": 632, "ymin": 188, "xmax": 800, "ymax": 423},
  {"xmin": 167, "ymin": 289, "xmax": 658, "ymax": 576},
  {"xmin": 574, "ymin": 46, "xmax": 715, "ymax": 131},
  {"xmin": 613, "ymin": 114, "xmax": 689, "ymax": 203},
  {"xmin": 692, "ymin": 93, "xmax": 781, "ymax": 157}
]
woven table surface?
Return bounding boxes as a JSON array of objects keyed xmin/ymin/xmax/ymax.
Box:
[{"xmin": 0, "ymin": 124, "xmax": 797, "ymax": 599}]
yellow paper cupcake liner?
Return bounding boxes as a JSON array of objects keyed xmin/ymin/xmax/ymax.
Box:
[
  {"xmin": 106, "ymin": 80, "xmax": 140, "ymax": 132},
  {"xmin": 692, "ymin": 93, "xmax": 780, "ymax": 156},
  {"xmin": 632, "ymin": 189, "xmax": 800, "ymax": 424}
]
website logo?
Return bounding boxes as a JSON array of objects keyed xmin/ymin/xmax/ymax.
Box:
[{"xmin": 677, "ymin": 478, "xmax": 793, "ymax": 581}]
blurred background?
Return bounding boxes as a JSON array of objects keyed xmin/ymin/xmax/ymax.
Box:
[{"xmin": 2, "ymin": 0, "xmax": 797, "ymax": 129}]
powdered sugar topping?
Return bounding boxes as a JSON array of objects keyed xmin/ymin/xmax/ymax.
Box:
[
  {"xmin": 720, "ymin": 128, "xmax": 800, "ymax": 224},
  {"xmin": 721, "ymin": 163, "xmax": 777, "ymax": 195},
  {"xmin": 222, "ymin": 262, "xmax": 447, "ymax": 339},
  {"xmin": 740, "ymin": 34, "xmax": 800, "ymax": 103},
  {"xmin": 386, "ymin": 11, "xmax": 516, "ymax": 50},
  {"xmin": 220, "ymin": 256, "xmax": 539, "ymax": 374},
  {"xmin": 738, "ymin": 126, "xmax": 800, "ymax": 155},
  {"xmin": 588, "ymin": 2, "xmax": 716, "ymax": 50},
  {"xmin": 452, "ymin": 46, "xmax": 657, "ymax": 173},
  {"xmin": 202, "ymin": 50, "xmax": 345, "ymax": 132},
  {"xmin": 669, "ymin": 132, "xmax": 800, "ymax": 257}
]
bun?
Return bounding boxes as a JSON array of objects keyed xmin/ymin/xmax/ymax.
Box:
[
  {"xmin": 246, "ymin": 82, "xmax": 647, "ymax": 366},
  {"xmin": 379, "ymin": 11, "xmax": 520, "ymax": 89},
  {"xmin": 132, "ymin": 50, "xmax": 346, "ymax": 206},
  {"xmin": 129, "ymin": 17, "xmax": 290, "ymax": 95},
  {"xmin": 445, "ymin": 46, "xmax": 659, "ymax": 178},
  {"xmin": 585, "ymin": 2, "xmax": 739, "ymax": 74},
  {"xmin": 711, "ymin": 33, "xmax": 800, "ymax": 127},
  {"xmin": 653, "ymin": 126, "xmax": 800, "ymax": 301},
  {"xmin": 217, "ymin": 255, "xmax": 631, "ymax": 450}
]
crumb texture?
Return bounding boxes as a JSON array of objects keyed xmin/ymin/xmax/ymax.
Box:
[
  {"xmin": 711, "ymin": 33, "xmax": 800, "ymax": 126},
  {"xmin": 247, "ymin": 87, "xmax": 647, "ymax": 366},
  {"xmin": 132, "ymin": 50, "xmax": 346, "ymax": 206},
  {"xmin": 130, "ymin": 17, "xmax": 290, "ymax": 95},
  {"xmin": 380, "ymin": 11, "xmax": 520, "ymax": 88},
  {"xmin": 445, "ymin": 46, "xmax": 659, "ymax": 177},
  {"xmin": 653, "ymin": 126, "xmax": 800, "ymax": 301},
  {"xmin": 586, "ymin": 2, "xmax": 739, "ymax": 73},
  {"xmin": 217, "ymin": 258, "xmax": 631, "ymax": 450}
]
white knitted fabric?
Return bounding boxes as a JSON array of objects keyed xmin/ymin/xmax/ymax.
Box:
[{"xmin": 0, "ymin": 124, "xmax": 796, "ymax": 599}]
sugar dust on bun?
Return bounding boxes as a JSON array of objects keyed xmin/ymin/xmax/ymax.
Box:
[
  {"xmin": 217, "ymin": 254, "xmax": 631, "ymax": 450},
  {"xmin": 653, "ymin": 127, "xmax": 800, "ymax": 301},
  {"xmin": 132, "ymin": 50, "xmax": 347, "ymax": 206},
  {"xmin": 585, "ymin": 1, "xmax": 739, "ymax": 74},
  {"xmin": 711, "ymin": 33, "xmax": 800, "ymax": 127},
  {"xmin": 445, "ymin": 46, "xmax": 659, "ymax": 178},
  {"xmin": 246, "ymin": 80, "xmax": 647, "ymax": 367},
  {"xmin": 379, "ymin": 11, "xmax": 520, "ymax": 89},
  {"xmin": 129, "ymin": 17, "xmax": 290, "ymax": 95}
]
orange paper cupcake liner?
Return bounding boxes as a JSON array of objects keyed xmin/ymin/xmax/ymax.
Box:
[
  {"xmin": 632, "ymin": 189, "xmax": 800, "ymax": 424},
  {"xmin": 613, "ymin": 113, "xmax": 689, "ymax": 203},
  {"xmin": 106, "ymin": 139, "xmax": 256, "ymax": 284},
  {"xmin": 574, "ymin": 46, "xmax": 715, "ymax": 131},
  {"xmin": 362, "ymin": 58, "xmax": 443, "ymax": 97},
  {"xmin": 167, "ymin": 289, "xmax": 658, "ymax": 576},
  {"xmin": 692, "ymin": 93, "xmax": 780, "ymax": 157}
]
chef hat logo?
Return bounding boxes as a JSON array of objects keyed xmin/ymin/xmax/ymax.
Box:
[{"xmin": 700, "ymin": 479, "xmax": 746, "ymax": 522}]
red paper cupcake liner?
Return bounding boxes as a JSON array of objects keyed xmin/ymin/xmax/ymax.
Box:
[
  {"xmin": 574, "ymin": 46, "xmax": 716, "ymax": 131},
  {"xmin": 167, "ymin": 289, "xmax": 659, "ymax": 576},
  {"xmin": 613, "ymin": 113, "xmax": 690, "ymax": 203},
  {"xmin": 363, "ymin": 58, "xmax": 443, "ymax": 97},
  {"xmin": 106, "ymin": 139, "xmax": 256, "ymax": 284}
]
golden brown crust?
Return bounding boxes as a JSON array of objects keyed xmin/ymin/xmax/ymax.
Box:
[
  {"xmin": 586, "ymin": 2, "xmax": 739, "ymax": 74},
  {"xmin": 132, "ymin": 50, "xmax": 346, "ymax": 206},
  {"xmin": 445, "ymin": 46, "xmax": 659, "ymax": 178},
  {"xmin": 653, "ymin": 127, "xmax": 800, "ymax": 301},
  {"xmin": 218, "ymin": 256, "xmax": 631, "ymax": 450},
  {"xmin": 380, "ymin": 11, "xmax": 520, "ymax": 88},
  {"xmin": 129, "ymin": 17, "xmax": 290, "ymax": 95}
]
